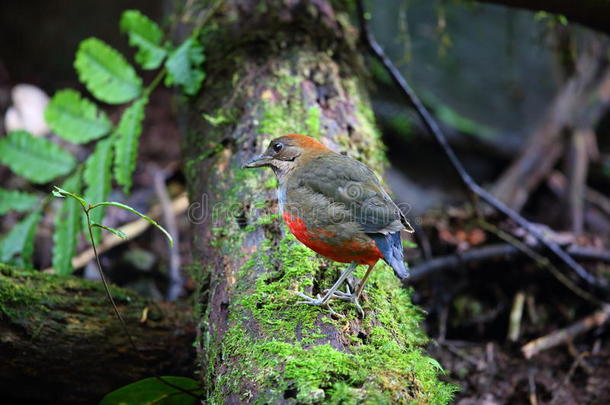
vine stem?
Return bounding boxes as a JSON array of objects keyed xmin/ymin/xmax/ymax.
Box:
[
  {"xmin": 143, "ymin": 69, "xmax": 167, "ymax": 98},
  {"xmin": 83, "ymin": 206, "xmax": 200, "ymax": 400}
]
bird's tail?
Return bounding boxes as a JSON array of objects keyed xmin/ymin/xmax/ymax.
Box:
[{"xmin": 368, "ymin": 232, "xmax": 410, "ymax": 281}]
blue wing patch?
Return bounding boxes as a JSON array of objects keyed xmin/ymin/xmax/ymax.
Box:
[{"xmin": 367, "ymin": 231, "xmax": 409, "ymax": 281}]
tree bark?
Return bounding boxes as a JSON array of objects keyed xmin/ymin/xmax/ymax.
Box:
[
  {"xmin": 183, "ymin": 1, "xmax": 453, "ymax": 403},
  {"xmin": 471, "ymin": 0, "xmax": 610, "ymax": 35},
  {"xmin": 0, "ymin": 264, "xmax": 195, "ymax": 405}
]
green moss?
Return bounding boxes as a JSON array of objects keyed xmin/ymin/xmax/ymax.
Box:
[
  {"xmin": 306, "ymin": 106, "xmax": 321, "ymax": 139},
  {"xmin": 0, "ymin": 264, "xmax": 42, "ymax": 318},
  {"xmin": 341, "ymin": 79, "xmax": 388, "ymax": 172},
  {"xmin": 258, "ymin": 97, "xmax": 307, "ymax": 137},
  {"xmin": 202, "ymin": 107, "xmax": 239, "ymax": 127},
  {"xmin": 0, "ymin": 263, "xmax": 140, "ymax": 322},
  {"xmin": 208, "ymin": 233, "xmax": 457, "ymax": 404},
  {"xmin": 264, "ymin": 176, "xmax": 278, "ymax": 189}
]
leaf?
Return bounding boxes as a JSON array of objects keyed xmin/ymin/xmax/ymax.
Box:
[
  {"xmin": 75, "ymin": 37, "xmax": 142, "ymax": 104},
  {"xmin": 164, "ymin": 37, "xmax": 205, "ymax": 95},
  {"xmin": 0, "ymin": 208, "xmax": 42, "ymax": 268},
  {"xmin": 120, "ymin": 10, "xmax": 167, "ymax": 70},
  {"xmin": 0, "ymin": 130, "xmax": 76, "ymax": 184},
  {"xmin": 52, "ymin": 173, "xmax": 82, "ymax": 275},
  {"xmin": 89, "ymin": 201, "xmax": 173, "ymax": 246},
  {"xmin": 91, "ymin": 222, "xmax": 126, "ymax": 239},
  {"xmin": 83, "ymin": 138, "xmax": 113, "ymax": 244},
  {"xmin": 52, "ymin": 186, "xmax": 87, "ymax": 208},
  {"xmin": 113, "ymin": 97, "xmax": 148, "ymax": 193},
  {"xmin": 45, "ymin": 89, "xmax": 112, "ymax": 143},
  {"xmin": 100, "ymin": 376, "xmax": 201, "ymax": 405},
  {"xmin": 0, "ymin": 188, "xmax": 38, "ymax": 215}
]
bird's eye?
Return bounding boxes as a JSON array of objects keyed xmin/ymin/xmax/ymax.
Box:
[{"xmin": 272, "ymin": 142, "xmax": 283, "ymax": 153}]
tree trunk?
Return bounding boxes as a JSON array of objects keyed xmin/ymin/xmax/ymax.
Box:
[
  {"xmin": 0, "ymin": 264, "xmax": 195, "ymax": 404},
  {"xmin": 183, "ymin": 1, "xmax": 454, "ymax": 403}
]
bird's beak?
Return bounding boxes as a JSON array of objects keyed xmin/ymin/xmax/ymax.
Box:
[{"xmin": 242, "ymin": 154, "xmax": 272, "ymax": 169}]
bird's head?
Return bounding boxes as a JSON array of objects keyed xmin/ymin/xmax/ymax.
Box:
[{"xmin": 242, "ymin": 134, "xmax": 329, "ymax": 178}]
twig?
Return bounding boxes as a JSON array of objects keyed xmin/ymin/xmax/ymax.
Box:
[
  {"xmin": 558, "ymin": 349, "xmax": 589, "ymax": 390},
  {"xmin": 521, "ymin": 304, "xmax": 610, "ymax": 359},
  {"xmin": 508, "ymin": 291, "xmax": 526, "ymax": 342},
  {"xmin": 566, "ymin": 129, "xmax": 591, "ymax": 235},
  {"xmin": 479, "ymin": 220, "xmax": 603, "ymax": 305},
  {"xmin": 356, "ymin": 0, "xmax": 609, "ymax": 293},
  {"xmin": 43, "ymin": 193, "xmax": 189, "ymax": 274},
  {"xmin": 548, "ymin": 170, "xmax": 610, "ymax": 218},
  {"xmin": 528, "ymin": 368, "xmax": 538, "ymax": 405},
  {"xmin": 410, "ymin": 242, "xmax": 610, "ymax": 282},
  {"xmin": 152, "ymin": 167, "xmax": 184, "ymax": 301}
]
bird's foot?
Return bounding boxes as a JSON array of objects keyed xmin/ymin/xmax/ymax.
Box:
[
  {"xmin": 295, "ymin": 292, "xmax": 342, "ymax": 318},
  {"xmin": 331, "ymin": 285, "xmax": 364, "ymax": 318}
]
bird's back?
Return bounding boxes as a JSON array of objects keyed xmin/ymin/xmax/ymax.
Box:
[{"xmin": 280, "ymin": 152, "xmax": 410, "ymax": 279}]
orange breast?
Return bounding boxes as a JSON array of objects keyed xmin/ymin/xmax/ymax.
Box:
[{"xmin": 283, "ymin": 211, "xmax": 382, "ymax": 265}]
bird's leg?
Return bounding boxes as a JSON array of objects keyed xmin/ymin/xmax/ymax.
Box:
[
  {"xmin": 296, "ymin": 262, "xmax": 358, "ymax": 313},
  {"xmin": 332, "ymin": 264, "xmax": 375, "ymax": 317},
  {"xmin": 354, "ymin": 264, "xmax": 375, "ymax": 299}
]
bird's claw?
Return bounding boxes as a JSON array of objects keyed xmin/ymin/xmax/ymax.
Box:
[
  {"xmin": 331, "ymin": 289, "xmax": 365, "ymax": 318},
  {"xmin": 295, "ymin": 292, "xmax": 342, "ymax": 317}
]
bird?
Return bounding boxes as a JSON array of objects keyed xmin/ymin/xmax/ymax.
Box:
[{"xmin": 243, "ymin": 134, "xmax": 413, "ymax": 316}]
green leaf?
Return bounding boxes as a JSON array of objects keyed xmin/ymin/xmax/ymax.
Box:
[
  {"xmin": 52, "ymin": 186, "xmax": 87, "ymax": 208},
  {"xmin": 45, "ymin": 89, "xmax": 112, "ymax": 143},
  {"xmin": 120, "ymin": 10, "xmax": 167, "ymax": 70},
  {"xmin": 0, "ymin": 208, "xmax": 42, "ymax": 268},
  {"xmin": 100, "ymin": 376, "xmax": 201, "ymax": 405},
  {"xmin": 164, "ymin": 37, "xmax": 205, "ymax": 95},
  {"xmin": 75, "ymin": 37, "xmax": 142, "ymax": 104},
  {"xmin": 83, "ymin": 138, "xmax": 113, "ymax": 244},
  {"xmin": 0, "ymin": 130, "xmax": 76, "ymax": 184},
  {"xmin": 91, "ymin": 222, "xmax": 127, "ymax": 239},
  {"xmin": 52, "ymin": 173, "xmax": 82, "ymax": 275},
  {"xmin": 113, "ymin": 97, "xmax": 148, "ymax": 194},
  {"xmin": 90, "ymin": 201, "xmax": 173, "ymax": 246},
  {"xmin": 0, "ymin": 188, "xmax": 39, "ymax": 215}
]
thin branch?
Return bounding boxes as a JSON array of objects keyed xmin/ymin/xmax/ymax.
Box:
[
  {"xmin": 84, "ymin": 209, "xmax": 139, "ymax": 352},
  {"xmin": 152, "ymin": 166, "xmax": 184, "ymax": 301},
  {"xmin": 521, "ymin": 304, "xmax": 610, "ymax": 359},
  {"xmin": 356, "ymin": 0, "xmax": 609, "ymax": 293},
  {"xmin": 410, "ymin": 243, "xmax": 610, "ymax": 282}
]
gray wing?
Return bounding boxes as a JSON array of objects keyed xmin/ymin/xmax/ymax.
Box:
[{"xmin": 296, "ymin": 153, "xmax": 412, "ymax": 234}]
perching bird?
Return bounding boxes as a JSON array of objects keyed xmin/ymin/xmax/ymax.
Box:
[{"xmin": 243, "ymin": 134, "xmax": 413, "ymax": 316}]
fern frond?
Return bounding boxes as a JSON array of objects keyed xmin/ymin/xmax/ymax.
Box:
[
  {"xmin": 75, "ymin": 37, "xmax": 143, "ymax": 104},
  {"xmin": 120, "ymin": 10, "xmax": 167, "ymax": 70},
  {"xmin": 164, "ymin": 37, "xmax": 206, "ymax": 95},
  {"xmin": 52, "ymin": 172, "xmax": 82, "ymax": 275},
  {"xmin": 0, "ymin": 130, "xmax": 76, "ymax": 184},
  {"xmin": 83, "ymin": 138, "xmax": 113, "ymax": 244},
  {"xmin": 0, "ymin": 208, "xmax": 42, "ymax": 268},
  {"xmin": 0, "ymin": 188, "xmax": 39, "ymax": 215},
  {"xmin": 113, "ymin": 97, "xmax": 148, "ymax": 193},
  {"xmin": 45, "ymin": 89, "xmax": 112, "ymax": 143}
]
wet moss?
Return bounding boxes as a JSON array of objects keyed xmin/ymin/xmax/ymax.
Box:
[{"xmin": 0, "ymin": 263, "xmax": 139, "ymax": 322}]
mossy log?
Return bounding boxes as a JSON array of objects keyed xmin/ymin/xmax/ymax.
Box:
[
  {"xmin": 0, "ymin": 264, "xmax": 195, "ymax": 404},
  {"xmin": 184, "ymin": 1, "xmax": 455, "ymax": 403}
]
